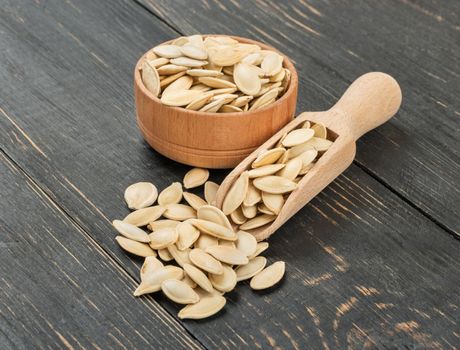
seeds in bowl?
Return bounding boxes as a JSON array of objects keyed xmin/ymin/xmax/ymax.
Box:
[{"xmin": 140, "ymin": 35, "xmax": 291, "ymax": 113}]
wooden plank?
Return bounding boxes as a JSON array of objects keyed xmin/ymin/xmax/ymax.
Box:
[
  {"xmin": 137, "ymin": 0, "xmax": 460, "ymax": 234},
  {"xmin": 0, "ymin": 152, "xmax": 203, "ymax": 350},
  {"xmin": 1, "ymin": 0, "xmax": 460, "ymax": 349}
]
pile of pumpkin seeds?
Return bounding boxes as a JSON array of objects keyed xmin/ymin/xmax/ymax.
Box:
[
  {"xmin": 223, "ymin": 121, "xmax": 333, "ymax": 231},
  {"xmin": 114, "ymin": 168, "xmax": 285, "ymax": 320},
  {"xmin": 140, "ymin": 34, "xmax": 290, "ymax": 112}
]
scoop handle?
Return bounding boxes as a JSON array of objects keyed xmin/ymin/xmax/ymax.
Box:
[{"xmin": 327, "ymin": 72, "xmax": 402, "ymax": 140}]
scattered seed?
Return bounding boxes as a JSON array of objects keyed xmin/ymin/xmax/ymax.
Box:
[
  {"xmin": 116, "ymin": 236, "xmax": 156, "ymax": 257},
  {"xmin": 184, "ymin": 263, "xmax": 214, "ymax": 293},
  {"xmin": 261, "ymin": 192, "xmax": 284, "ymax": 215},
  {"xmin": 189, "ymin": 248, "xmax": 224, "ymax": 275},
  {"xmin": 183, "ymin": 192, "xmax": 207, "ymax": 210},
  {"xmin": 197, "ymin": 205, "xmax": 233, "ymax": 230},
  {"xmin": 134, "ymin": 265, "xmax": 184, "ymax": 296},
  {"xmin": 183, "ymin": 168, "xmax": 209, "ymax": 189},
  {"xmin": 236, "ymin": 256, "xmax": 267, "ymax": 281},
  {"xmin": 239, "ymin": 214, "xmax": 276, "ymax": 230},
  {"xmin": 204, "ymin": 181, "xmax": 219, "ymax": 204},
  {"xmin": 222, "ymin": 171, "xmax": 249, "ymax": 215},
  {"xmin": 282, "ymin": 128, "xmax": 315, "ymax": 147},
  {"xmin": 124, "ymin": 182, "xmax": 158, "ymax": 210},
  {"xmin": 248, "ymin": 242, "xmax": 269, "ymax": 259},
  {"xmin": 252, "ymin": 148, "xmax": 285, "ymax": 168},
  {"xmin": 148, "ymin": 227, "xmax": 178, "ymax": 249},
  {"xmin": 161, "ymin": 279, "xmax": 200, "ymax": 304},
  {"xmin": 176, "ymin": 221, "xmax": 200, "ymax": 250},
  {"xmin": 209, "ymin": 265, "xmax": 237, "ymax": 292},
  {"xmin": 140, "ymin": 256, "xmax": 164, "ymax": 281},
  {"xmin": 205, "ymin": 245, "xmax": 249, "ymax": 265},
  {"xmin": 148, "ymin": 219, "xmax": 180, "ymax": 231},
  {"xmin": 163, "ymin": 203, "xmax": 197, "ymax": 221},
  {"xmin": 189, "ymin": 219, "xmax": 237, "ymax": 241},
  {"xmin": 236, "ymin": 230, "xmax": 258, "ymax": 257},
  {"xmin": 178, "ymin": 295, "xmax": 226, "ymax": 319},
  {"xmin": 153, "ymin": 45, "xmax": 182, "ymax": 58},
  {"xmin": 124, "ymin": 206, "xmax": 165, "ymax": 227},
  {"xmin": 250, "ymin": 261, "xmax": 285, "ymax": 290},
  {"xmin": 253, "ymin": 176, "xmax": 297, "ymax": 194}
]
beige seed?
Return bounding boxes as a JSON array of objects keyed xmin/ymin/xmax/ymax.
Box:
[
  {"xmin": 248, "ymin": 242, "xmax": 269, "ymax": 259},
  {"xmin": 209, "ymin": 265, "xmax": 237, "ymax": 292},
  {"xmin": 161, "ymin": 279, "xmax": 200, "ymax": 304},
  {"xmin": 152, "ymin": 45, "xmax": 182, "ymax": 58},
  {"xmin": 249, "ymin": 88, "xmax": 280, "ymax": 111},
  {"xmin": 236, "ymin": 256, "xmax": 267, "ymax": 281},
  {"xmin": 252, "ymin": 148, "xmax": 285, "ymax": 168},
  {"xmin": 113, "ymin": 220, "xmax": 150, "ymax": 243},
  {"xmin": 301, "ymin": 120, "xmax": 311, "ymax": 129},
  {"xmin": 261, "ymin": 52, "xmax": 283, "ymax": 76},
  {"xmin": 219, "ymin": 240, "xmax": 236, "ymax": 248},
  {"xmin": 188, "ymin": 35, "xmax": 205, "ymax": 48},
  {"xmin": 194, "ymin": 234, "xmax": 219, "ymax": 250},
  {"xmin": 230, "ymin": 95, "xmax": 253, "ymax": 107},
  {"xmin": 257, "ymin": 203, "xmax": 275, "ymax": 215},
  {"xmin": 186, "ymin": 69, "xmax": 223, "ymax": 77},
  {"xmin": 222, "ymin": 66, "xmax": 234, "ymax": 75},
  {"xmin": 167, "ymin": 245, "xmax": 191, "ymax": 267},
  {"xmin": 205, "ymin": 246, "xmax": 249, "ymax": 265},
  {"xmin": 276, "ymin": 149, "xmax": 291, "ymax": 164},
  {"xmin": 124, "ymin": 182, "xmax": 158, "ymax": 210},
  {"xmin": 282, "ymin": 128, "xmax": 315, "ymax": 147},
  {"xmin": 242, "ymin": 52, "xmax": 262, "ymax": 65},
  {"xmin": 189, "ymin": 219, "xmax": 237, "ymax": 241},
  {"xmin": 198, "ymin": 77, "xmax": 236, "ymax": 89},
  {"xmin": 222, "ymin": 171, "xmax": 249, "ymax": 215},
  {"xmin": 199, "ymin": 98, "xmax": 227, "ymax": 113},
  {"xmin": 163, "ymin": 203, "xmax": 197, "ymax": 221},
  {"xmin": 208, "ymin": 87, "xmax": 237, "ymax": 95},
  {"xmin": 182, "ymin": 273, "xmax": 197, "ymax": 288},
  {"xmin": 183, "ymin": 168, "xmax": 209, "ymax": 189},
  {"xmin": 172, "ymin": 36, "xmax": 189, "ymax": 46},
  {"xmin": 235, "ymin": 230, "xmax": 258, "ymax": 257},
  {"xmin": 158, "ymin": 182, "xmax": 183, "ymax": 206},
  {"xmin": 261, "ymin": 192, "xmax": 284, "ymax": 215},
  {"xmin": 247, "ymin": 164, "xmax": 285, "ymax": 178},
  {"xmin": 178, "ymin": 295, "xmax": 226, "ymax": 320},
  {"xmin": 250, "ymin": 261, "xmax": 285, "ymax": 290},
  {"xmin": 185, "ymin": 92, "xmax": 213, "ymax": 110},
  {"xmin": 277, "ymin": 157, "xmax": 303, "ymax": 180},
  {"xmin": 147, "ymin": 57, "xmax": 169, "ymax": 68},
  {"xmin": 204, "ymin": 181, "xmax": 219, "ymax": 204},
  {"xmin": 253, "ymin": 176, "xmax": 297, "ymax": 194},
  {"xmin": 180, "ymin": 44, "xmax": 208, "ymax": 60},
  {"xmin": 158, "ymin": 248, "xmax": 174, "ymax": 262},
  {"xmin": 230, "ymin": 207, "xmax": 247, "ymax": 225},
  {"xmin": 184, "ymin": 263, "xmax": 214, "ymax": 293},
  {"xmin": 161, "ymin": 89, "xmax": 202, "ymax": 107},
  {"xmin": 170, "ymin": 57, "xmax": 208, "ymax": 67},
  {"xmin": 140, "ymin": 256, "xmax": 164, "ymax": 281},
  {"xmin": 241, "ymin": 203, "xmax": 257, "ymax": 219},
  {"xmin": 148, "ymin": 219, "xmax": 180, "ymax": 231},
  {"xmin": 211, "ymin": 93, "xmax": 238, "ymax": 104},
  {"xmin": 124, "ymin": 205, "xmax": 165, "ymax": 227},
  {"xmin": 115, "ymin": 236, "xmax": 156, "ymax": 257},
  {"xmin": 307, "ymin": 137, "xmax": 333, "ymax": 151},
  {"xmin": 288, "ymin": 141, "xmax": 316, "ymax": 159},
  {"xmin": 160, "ymin": 71, "xmax": 187, "ymax": 88},
  {"xmin": 299, "ymin": 162, "xmax": 315, "ymax": 176},
  {"xmin": 176, "ymin": 221, "xmax": 200, "ymax": 250},
  {"xmin": 281, "ymin": 68, "xmax": 291, "ymax": 92},
  {"xmin": 297, "ymin": 149, "xmax": 318, "ymax": 168},
  {"xmin": 233, "ymin": 63, "xmax": 261, "ymax": 96},
  {"xmin": 197, "ymin": 205, "xmax": 233, "ymax": 230},
  {"xmin": 311, "ymin": 123, "xmax": 327, "ymax": 139},
  {"xmin": 183, "ymin": 192, "xmax": 207, "ymax": 210},
  {"xmin": 148, "ymin": 227, "xmax": 178, "ymax": 249},
  {"xmin": 134, "ymin": 265, "xmax": 183, "ymax": 296},
  {"xmin": 189, "ymin": 248, "xmax": 223, "ymax": 275},
  {"xmin": 141, "ymin": 61, "xmax": 160, "ymax": 96},
  {"xmin": 269, "ymin": 68, "xmax": 286, "ymax": 82},
  {"xmin": 157, "ymin": 64, "xmax": 188, "ymax": 75},
  {"xmin": 207, "ymin": 45, "xmax": 245, "ymax": 66},
  {"xmin": 244, "ymin": 181, "xmax": 262, "ymax": 206},
  {"xmin": 239, "ymin": 214, "xmax": 276, "ymax": 230},
  {"xmin": 162, "ymin": 76, "xmax": 194, "ymax": 95}
]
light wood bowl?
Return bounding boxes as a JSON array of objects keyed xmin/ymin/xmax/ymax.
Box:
[{"xmin": 134, "ymin": 35, "xmax": 298, "ymax": 169}]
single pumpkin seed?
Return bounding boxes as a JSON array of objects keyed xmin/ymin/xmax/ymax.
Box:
[
  {"xmin": 182, "ymin": 273, "xmax": 197, "ymax": 288},
  {"xmin": 180, "ymin": 44, "xmax": 208, "ymax": 60},
  {"xmin": 249, "ymin": 88, "xmax": 279, "ymax": 111},
  {"xmin": 199, "ymin": 98, "xmax": 227, "ymax": 113},
  {"xmin": 158, "ymin": 248, "xmax": 174, "ymax": 262},
  {"xmin": 282, "ymin": 128, "xmax": 315, "ymax": 147},
  {"xmin": 209, "ymin": 265, "xmax": 237, "ymax": 292},
  {"xmin": 239, "ymin": 214, "xmax": 276, "ymax": 230},
  {"xmin": 244, "ymin": 181, "xmax": 262, "ymax": 206},
  {"xmin": 172, "ymin": 36, "xmax": 189, "ymax": 46},
  {"xmin": 299, "ymin": 162, "xmax": 316, "ymax": 176},
  {"xmin": 252, "ymin": 148, "xmax": 285, "ymax": 168},
  {"xmin": 153, "ymin": 45, "xmax": 182, "ymax": 58},
  {"xmin": 184, "ymin": 263, "xmax": 214, "ymax": 293},
  {"xmin": 167, "ymin": 245, "xmax": 191, "ymax": 267},
  {"xmin": 148, "ymin": 227, "xmax": 178, "ymax": 249},
  {"xmin": 269, "ymin": 67, "xmax": 286, "ymax": 82},
  {"xmin": 261, "ymin": 192, "xmax": 284, "ymax": 215},
  {"xmin": 208, "ymin": 87, "xmax": 238, "ymax": 95},
  {"xmin": 197, "ymin": 205, "xmax": 233, "ymax": 230},
  {"xmin": 257, "ymin": 203, "xmax": 276, "ymax": 215},
  {"xmin": 235, "ymin": 230, "xmax": 258, "ymax": 257},
  {"xmin": 198, "ymin": 77, "xmax": 236, "ymax": 89},
  {"xmin": 162, "ymin": 76, "xmax": 194, "ymax": 95},
  {"xmin": 124, "ymin": 206, "xmax": 165, "ymax": 227},
  {"xmin": 211, "ymin": 93, "xmax": 238, "ymax": 104},
  {"xmin": 296, "ymin": 149, "xmax": 318, "ymax": 168},
  {"xmin": 140, "ymin": 256, "xmax": 164, "ymax": 281},
  {"xmin": 253, "ymin": 176, "xmax": 297, "ymax": 194},
  {"xmin": 186, "ymin": 69, "xmax": 223, "ymax": 77},
  {"xmin": 207, "ymin": 45, "xmax": 245, "ymax": 66},
  {"xmin": 134, "ymin": 265, "xmax": 184, "ymax": 296},
  {"xmin": 189, "ymin": 219, "xmax": 237, "ymax": 241},
  {"xmin": 176, "ymin": 221, "xmax": 200, "ymax": 250},
  {"xmin": 115, "ymin": 236, "xmax": 156, "ymax": 257},
  {"xmin": 311, "ymin": 123, "xmax": 327, "ymax": 139},
  {"xmin": 157, "ymin": 64, "xmax": 188, "ymax": 75},
  {"xmin": 190, "ymin": 83, "xmax": 212, "ymax": 91},
  {"xmin": 247, "ymin": 164, "xmax": 285, "ymax": 178},
  {"xmin": 261, "ymin": 52, "xmax": 283, "ymax": 76},
  {"xmin": 250, "ymin": 261, "xmax": 285, "ymax": 290},
  {"xmin": 277, "ymin": 157, "xmax": 303, "ymax": 180},
  {"xmin": 185, "ymin": 92, "xmax": 213, "ymax": 110},
  {"xmin": 230, "ymin": 207, "xmax": 247, "ymax": 225},
  {"xmin": 170, "ymin": 57, "xmax": 208, "ymax": 67},
  {"xmin": 183, "ymin": 192, "xmax": 208, "ymax": 210},
  {"xmin": 194, "ymin": 234, "xmax": 219, "ymax": 250},
  {"xmin": 113, "ymin": 220, "xmax": 150, "ymax": 243},
  {"xmin": 233, "ymin": 62, "xmax": 261, "ymax": 96},
  {"xmin": 161, "ymin": 279, "xmax": 200, "ymax": 304},
  {"xmin": 148, "ymin": 219, "xmax": 180, "ymax": 231},
  {"xmin": 235, "ymin": 256, "xmax": 267, "ymax": 281},
  {"xmin": 141, "ymin": 61, "xmax": 160, "ymax": 96},
  {"xmin": 288, "ymin": 141, "xmax": 316, "ymax": 159},
  {"xmin": 161, "ymin": 89, "xmax": 202, "ymax": 107},
  {"xmin": 242, "ymin": 52, "xmax": 262, "ymax": 65},
  {"xmin": 204, "ymin": 181, "xmax": 219, "ymax": 205},
  {"xmin": 307, "ymin": 137, "xmax": 333, "ymax": 151},
  {"xmin": 183, "ymin": 168, "xmax": 209, "ymax": 189},
  {"xmin": 158, "ymin": 182, "xmax": 183, "ymax": 205},
  {"xmin": 178, "ymin": 295, "xmax": 226, "ymax": 320},
  {"xmin": 164, "ymin": 204, "xmax": 197, "ymax": 221},
  {"xmin": 160, "ymin": 71, "xmax": 187, "ymax": 88},
  {"xmin": 230, "ymin": 95, "xmax": 253, "ymax": 107},
  {"xmin": 241, "ymin": 203, "xmax": 257, "ymax": 219},
  {"xmin": 124, "ymin": 182, "xmax": 158, "ymax": 210},
  {"xmin": 188, "ymin": 34, "xmax": 205, "ymax": 48},
  {"xmin": 222, "ymin": 171, "xmax": 249, "ymax": 215},
  {"xmin": 189, "ymin": 248, "xmax": 223, "ymax": 275},
  {"xmin": 248, "ymin": 242, "xmax": 269, "ymax": 259},
  {"xmin": 205, "ymin": 246, "xmax": 249, "ymax": 265}
]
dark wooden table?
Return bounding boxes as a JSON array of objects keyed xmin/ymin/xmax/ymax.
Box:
[{"xmin": 1, "ymin": 0, "xmax": 459, "ymax": 349}]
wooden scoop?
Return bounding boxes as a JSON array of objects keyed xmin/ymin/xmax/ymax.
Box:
[{"xmin": 215, "ymin": 72, "xmax": 402, "ymax": 241}]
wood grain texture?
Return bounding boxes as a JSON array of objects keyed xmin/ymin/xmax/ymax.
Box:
[
  {"xmin": 138, "ymin": 0, "xmax": 460, "ymax": 235},
  {"xmin": 0, "ymin": 152, "xmax": 203, "ymax": 350},
  {"xmin": 1, "ymin": 0, "xmax": 460, "ymax": 349}
]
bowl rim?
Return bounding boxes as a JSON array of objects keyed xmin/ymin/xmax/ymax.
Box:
[{"xmin": 134, "ymin": 34, "xmax": 298, "ymax": 117}]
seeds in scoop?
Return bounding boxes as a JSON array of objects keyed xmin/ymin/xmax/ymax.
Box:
[
  {"xmin": 244, "ymin": 181, "xmax": 262, "ymax": 206},
  {"xmin": 189, "ymin": 219, "xmax": 237, "ymax": 241},
  {"xmin": 176, "ymin": 221, "xmax": 200, "ymax": 250},
  {"xmin": 299, "ymin": 162, "xmax": 315, "ymax": 176},
  {"xmin": 148, "ymin": 227, "xmax": 178, "ymax": 249},
  {"xmin": 148, "ymin": 219, "xmax": 180, "ymax": 231},
  {"xmin": 282, "ymin": 128, "xmax": 315, "ymax": 147},
  {"xmin": 153, "ymin": 45, "xmax": 182, "ymax": 58},
  {"xmin": 124, "ymin": 206, "xmax": 165, "ymax": 227},
  {"xmin": 180, "ymin": 44, "xmax": 208, "ymax": 60},
  {"xmin": 311, "ymin": 123, "xmax": 327, "ymax": 139},
  {"xmin": 230, "ymin": 207, "xmax": 247, "ymax": 225},
  {"xmin": 247, "ymin": 164, "xmax": 285, "ymax": 178},
  {"xmin": 140, "ymin": 256, "xmax": 164, "ymax": 281},
  {"xmin": 134, "ymin": 265, "xmax": 184, "ymax": 296},
  {"xmin": 124, "ymin": 182, "xmax": 158, "ymax": 210},
  {"xmin": 307, "ymin": 137, "xmax": 333, "ymax": 151},
  {"xmin": 163, "ymin": 204, "xmax": 197, "ymax": 221},
  {"xmin": 113, "ymin": 220, "xmax": 150, "ymax": 243},
  {"xmin": 178, "ymin": 295, "xmax": 226, "ymax": 320},
  {"xmin": 250, "ymin": 261, "xmax": 285, "ymax": 290},
  {"xmin": 297, "ymin": 149, "xmax": 318, "ymax": 168},
  {"xmin": 158, "ymin": 248, "xmax": 174, "ymax": 261},
  {"xmin": 194, "ymin": 234, "xmax": 219, "ymax": 250},
  {"xmin": 205, "ymin": 245, "xmax": 249, "ymax": 265},
  {"xmin": 183, "ymin": 168, "xmax": 209, "ymax": 189},
  {"xmin": 249, "ymin": 242, "xmax": 269, "ymax": 259},
  {"xmin": 161, "ymin": 279, "xmax": 200, "ymax": 304},
  {"xmin": 277, "ymin": 157, "xmax": 302, "ymax": 180},
  {"xmin": 167, "ymin": 245, "xmax": 191, "ymax": 267},
  {"xmin": 233, "ymin": 63, "xmax": 261, "ymax": 96},
  {"xmin": 235, "ymin": 230, "xmax": 258, "ymax": 257},
  {"xmin": 116, "ymin": 236, "xmax": 156, "ymax": 257},
  {"xmin": 183, "ymin": 192, "xmax": 207, "ymax": 210},
  {"xmin": 261, "ymin": 192, "xmax": 284, "ymax": 215},
  {"xmin": 161, "ymin": 89, "xmax": 202, "ymax": 107},
  {"xmin": 241, "ymin": 203, "xmax": 257, "ymax": 219},
  {"xmin": 189, "ymin": 248, "xmax": 223, "ymax": 275},
  {"xmin": 252, "ymin": 148, "xmax": 285, "ymax": 168},
  {"xmin": 209, "ymin": 265, "xmax": 237, "ymax": 292},
  {"xmin": 261, "ymin": 52, "xmax": 283, "ymax": 76},
  {"xmin": 170, "ymin": 57, "xmax": 208, "ymax": 67},
  {"xmin": 157, "ymin": 64, "xmax": 188, "ymax": 75},
  {"xmin": 184, "ymin": 263, "xmax": 214, "ymax": 293},
  {"xmin": 197, "ymin": 205, "xmax": 233, "ymax": 229},
  {"xmin": 257, "ymin": 203, "xmax": 275, "ymax": 215},
  {"xmin": 158, "ymin": 182, "xmax": 183, "ymax": 205},
  {"xmin": 182, "ymin": 274, "xmax": 197, "ymax": 288},
  {"xmin": 236, "ymin": 256, "xmax": 267, "ymax": 281},
  {"xmin": 239, "ymin": 214, "xmax": 276, "ymax": 230},
  {"xmin": 253, "ymin": 176, "xmax": 297, "ymax": 194},
  {"xmin": 186, "ymin": 69, "xmax": 223, "ymax": 77},
  {"xmin": 204, "ymin": 181, "xmax": 219, "ymax": 204},
  {"xmin": 222, "ymin": 171, "xmax": 249, "ymax": 215},
  {"xmin": 198, "ymin": 77, "xmax": 236, "ymax": 89},
  {"xmin": 141, "ymin": 61, "xmax": 160, "ymax": 96}
]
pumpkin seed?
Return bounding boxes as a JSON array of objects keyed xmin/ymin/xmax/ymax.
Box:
[
  {"xmin": 233, "ymin": 63, "xmax": 261, "ymax": 96},
  {"xmin": 222, "ymin": 171, "xmax": 249, "ymax": 215},
  {"xmin": 188, "ymin": 34, "xmax": 205, "ymax": 48},
  {"xmin": 253, "ymin": 176, "xmax": 297, "ymax": 194},
  {"xmin": 167, "ymin": 245, "xmax": 192, "ymax": 267},
  {"xmin": 170, "ymin": 57, "xmax": 208, "ymax": 67},
  {"xmin": 153, "ymin": 45, "xmax": 182, "ymax": 58},
  {"xmin": 178, "ymin": 295, "xmax": 226, "ymax": 319},
  {"xmin": 176, "ymin": 221, "xmax": 200, "ymax": 250},
  {"xmin": 252, "ymin": 148, "xmax": 285, "ymax": 168},
  {"xmin": 163, "ymin": 204, "xmax": 197, "ymax": 221},
  {"xmin": 230, "ymin": 206, "xmax": 247, "ymax": 225},
  {"xmin": 282, "ymin": 128, "xmax": 315, "ymax": 147},
  {"xmin": 247, "ymin": 164, "xmax": 285, "ymax": 178},
  {"xmin": 182, "ymin": 274, "xmax": 197, "ymax": 288},
  {"xmin": 261, "ymin": 192, "xmax": 284, "ymax": 215},
  {"xmin": 147, "ymin": 57, "xmax": 169, "ymax": 68},
  {"xmin": 219, "ymin": 240, "xmax": 236, "ymax": 248},
  {"xmin": 197, "ymin": 205, "xmax": 233, "ymax": 230},
  {"xmin": 157, "ymin": 64, "xmax": 188, "ymax": 75},
  {"xmin": 172, "ymin": 36, "xmax": 189, "ymax": 46},
  {"xmin": 277, "ymin": 157, "xmax": 303, "ymax": 180},
  {"xmin": 307, "ymin": 137, "xmax": 333, "ymax": 151},
  {"xmin": 161, "ymin": 279, "xmax": 200, "ymax": 304},
  {"xmin": 124, "ymin": 206, "xmax": 165, "ymax": 227},
  {"xmin": 203, "ymin": 182, "xmax": 219, "ymax": 205},
  {"xmin": 116, "ymin": 236, "xmax": 156, "ymax": 257},
  {"xmin": 211, "ymin": 93, "xmax": 238, "ymax": 104},
  {"xmin": 244, "ymin": 181, "xmax": 262, "ymax": 206},
  {"xmin": 257, "ymin": 203, "xmax": 276, "ymax": 215},
  {"xmin": 158, "ymin": 248, "xmax": 174, "ymax": 262},
  {"xmin": 186, "ymin": 69, "xmax": 223, "ymax": 77},
  {"xmin": 250, "ymin": 261, "xmax": 285, "ymax": 290},
  {"xmin": 198, "ymin": 77, "xmax": 236, "ymax": 89},
  {"xmin": 299, "ymin": 162, "xmax": 315, "ymax": 176},
  {"xmin": 140, "ymin": 256, "xmax": 164, "ymax": 281},
  {"xmin": 161, "ymin": 89, "xmax": 202, "ymax": 107},
  {"xmin": 312, "ymin": 123, "xmax": 327, "ymax": 139},
  {"xmin": 236, "ymin": 256, "xmax": 267, "ymax": 281},
  {"xmin": 241, "ymin": 203, "xmax": 257, "ymax": 219},
  {"xmin": 205, "ymin": 246, "xmax": 249, "ymax": 265},
  {"xmin": 184, "ymin": 263, "xmax": 214, "ymax": 293},
  {"xmin": 249, "ymin": 88, "xmax": 280, "ymax": 111},
  {"xmin": 296, "ymin": 149, "xmax": 318, "ymax": 168},
  {"xmin": 209, "ymin": 265, "xmax": 237, "ymax": 292},
  {"xmin": 148, "ymin": 227, "xmax": 178, "ymax": 249},
  {"xmin": 183, "ymin": 192, "xmax": 207, "ymax": 210},
  {"xmin": 141, "ymin": 61, "xmax": 161, "ymax": 97},
  {"xmin": 239, "ymin": 214, "xmax": 276, "ymax": 230},
  {"xmin": 235, "ymin": 230, "xmax": 258, "ymax": 257},
  {"xmin": 134, "ymin": 265, "xmax": 183, "ymax": 296},
  {"xmin": 160, "ymin": 71, "xmax": 187, "ymax": 88},
  {"xmin": 194, "ymin": 234, "xmax": 219, "ymax": 250},
  {"xmin": 162, "ymin": 76, "xmax": 194, "ymax": 96},
  {"xmin": 158, "ymin": 182, "xmax": 183, "ymax": 206},
  {"xmin": 148, "ymin": 219, "xmax": 180, "ymax": 231},
  {"xmin": 189, "ymin": 248, "xmax": 223, "ymax": 275},
  {"xmin": 301, "ymin": 121, "xmax": 311, "ymax": 129},
  {"xmin": 199, "ymin": 98, "xmax": 227, "ymax": 113},
  {"xmin": 270, "ymin": 68, "xmax": 286, "ymax": 82},
  {"xmin": 261, "ymin": 52, "xmax": 283, "ymax": 76},
  {"xmin": 124, "ymin": 182, "xmax": 158, "ymax": 210},
  {"xmin": 248, "ymin": 242, "xmax": 269, "ymax": 259},
  {"xmin": 185, "ymin": 92, "xmax": 213, "ymax": 110},
  {"xmin": 180, "ymin": 44, "xmax": 208, "ymax": 60},
  {"xmin": 189, "ymin": 219, "xmax": 237, "ymax": 241},
  {"xmin": 242, "ymin": 52, "xmax": 263, "ymax": 65},
  {"xmin": 183, "ymin": 168, "xmax": 209, "ymax": 189},
  {"xmin": 112, "ymin": 220, "xmax": 150, "ymax": 243},
  {"xmin": 230, "ymin": 95, "xmax": 253, "ymax": 107}
]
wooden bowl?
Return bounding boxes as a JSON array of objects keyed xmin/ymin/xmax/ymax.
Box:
[{"xmin": 134, "ymin": 35, "xmax": 298, "ymax": 169}]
